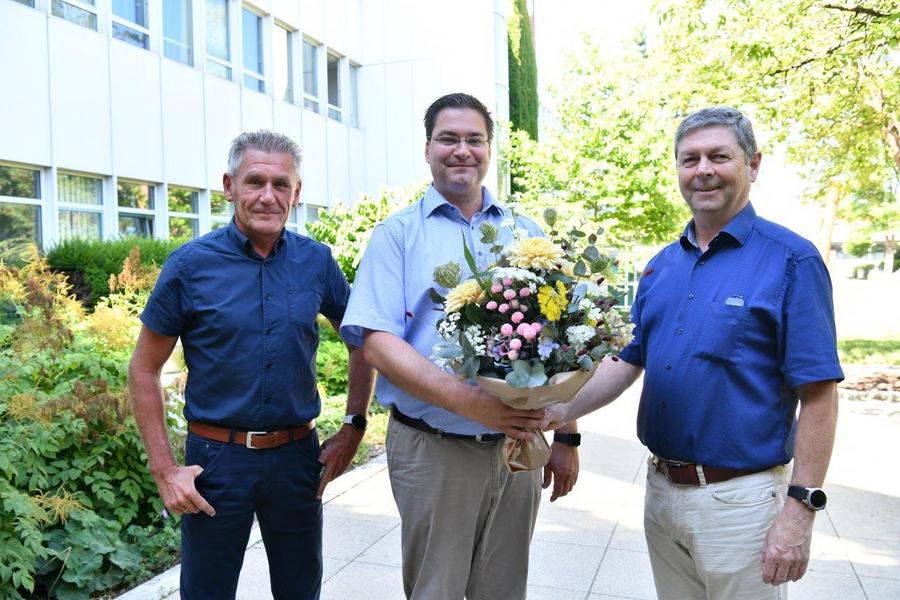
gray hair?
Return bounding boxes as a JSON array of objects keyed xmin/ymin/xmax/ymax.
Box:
[
  {"xmin": 674, "ymin": 107, "xmax": 757, "ymax": 163},
  {"xmin": 227, "ymin": 130, "xmax": 302, "ymax": 177}
]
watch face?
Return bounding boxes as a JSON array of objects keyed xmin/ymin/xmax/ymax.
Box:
[
  {"xmin": 808, "ymin": 488, "xmax": 827, "ymax": 509},
  {"xmin": 350, "ymin": 414, "xmax": 367, "ymax": 430}
]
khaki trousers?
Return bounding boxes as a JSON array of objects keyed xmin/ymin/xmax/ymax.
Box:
[
  {"xmin": 385, "ymin": 414, "xmax": 541, "ymax": 600},
  {"xmin": 644, "ymin": 457, "xmax": 790, "ymax": 600}
]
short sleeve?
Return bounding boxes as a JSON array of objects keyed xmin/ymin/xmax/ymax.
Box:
[
  {"xmin": 140, "ymin": 250, "xmax": 192, "ymax": 337},
  {"xmin": 780, "ymin": 255, "xmax": 844, "ymax": 388},
  {"xmin": 340, "ymin": 223, "xmax": 407, "ymax": 346}
]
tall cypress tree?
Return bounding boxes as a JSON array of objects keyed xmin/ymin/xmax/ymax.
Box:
[{"xmin": 507, "ymin": 0, "xmax": 538, "ymax": 141}]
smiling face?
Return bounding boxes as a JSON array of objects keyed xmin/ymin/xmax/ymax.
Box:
[
  {"xmin": 675, "ymin": 126, "xmax": 760, "ymax": 226},
  {"xmin": 425, "ymin": 108, "xmax": 491, "ymax": 209},
  {"xmin": 223, "ymin": 149, "xmax": 301, "ymax": 255}
]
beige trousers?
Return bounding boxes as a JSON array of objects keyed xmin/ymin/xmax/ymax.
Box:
[
  {"xmin": 385, "ymin": 414, "xmax": 541, "ymax": 600},
  {"xmin": 644, "ymin": 458, "xmax": 790, "ymax": 600}
]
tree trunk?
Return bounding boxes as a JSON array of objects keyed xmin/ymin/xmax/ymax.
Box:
[{"xmin": 817, "ymin": 182, "xmax": 841, "ymax": 266}]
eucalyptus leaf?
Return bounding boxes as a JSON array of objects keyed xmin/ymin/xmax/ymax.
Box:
[
  {"xmin": 578, "ymin": 355, "xmax": 594, "ymax": 370},
  {"xmin": 505, "ymin": 360, "xmax": 548, "ymax": 388},
  {"xmin": 461, "ymin": 356, "xmax": 481, "ymax": 380},
  {"xmin": 574, "ymin": 260, "xmax": 588, "ymax": 276}
]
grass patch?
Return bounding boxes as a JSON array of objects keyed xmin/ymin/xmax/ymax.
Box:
[{"xmin": 838, "ymin": 339, "xmax": 900, "ymax": 366}]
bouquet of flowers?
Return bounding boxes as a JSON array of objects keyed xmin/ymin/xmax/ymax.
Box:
[{"xmin": 430, "ymin": 209, "xmax": 634, "ymax": 471}]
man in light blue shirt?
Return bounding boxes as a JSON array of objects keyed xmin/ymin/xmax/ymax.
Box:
[{"xmin": 341, "ymin": 93, "xmax": 580, "ymax": 599}]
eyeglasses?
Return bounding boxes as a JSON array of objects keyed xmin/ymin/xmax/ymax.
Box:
[{"xmin": 430, "ymin": 135, "xmax": 489, "ymax": 148}]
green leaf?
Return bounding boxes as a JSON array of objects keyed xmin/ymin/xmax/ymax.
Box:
[
  {"xmin": 577, "ymin": 355, "xmax": 594, "ymax": 370},
  {"xmin": 462, "ymin": 231, "xmax": 479, "ymax": 276},
  {"xmin": 504, "ymin": 360, "xmax": 548, "ymax": 388},
  {"xmin": 574, "ymin": 260, "xmax": 588, "ymax": 276},
  {"xmin": 427, "ymin": 288, "xmax": 446, "ymax": 304}
]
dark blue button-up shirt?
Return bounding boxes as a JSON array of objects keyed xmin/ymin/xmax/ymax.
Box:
[
  {"xmin": 619, "ymin": 203, "xmax": 843, "ymax": 469},
  {"xmin": 141, "ymin": 220, "xmax": 350, "ymax": 430}
]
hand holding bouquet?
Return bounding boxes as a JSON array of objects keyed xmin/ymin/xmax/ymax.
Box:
[{"xmin": 430, "ymin": 209, "xmax": 634, "ymax": 471}]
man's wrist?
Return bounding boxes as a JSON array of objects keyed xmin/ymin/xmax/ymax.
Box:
[{"xmin": 553, "ymin": 432, "xmax": 581, "ymax": 447}]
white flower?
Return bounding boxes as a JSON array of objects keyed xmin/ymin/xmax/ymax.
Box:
[
  {"xmin": 489, "ymin": 267, "xmax": 545, "ymax": 285},
  {"xmin": 566, "ymin": 324, "xmax": 596, "ymax": 347}
]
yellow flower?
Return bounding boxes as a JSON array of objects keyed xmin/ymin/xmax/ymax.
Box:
[
  {"xmin": 537, "ymin": 280, "xmax": 568, "ymax": 321},
  {"xmin": 445, "ymin": 279, "xmax": 485, "ymax": 313},
  {"xmin": 506, "ymin": 237, "xmax": 565, "ymax": 271}
]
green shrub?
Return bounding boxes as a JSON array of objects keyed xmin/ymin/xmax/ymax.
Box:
[
  {"xmin": 0, "ymin": 251, "xmax": 177, "ymax": 599},
  {"xmin": 45, "ymin": 237, "xmax": 184, "ymax": 306},
  {"xmin": 306, "ymin": 184, "xmax": 424, "ymax": 284}
]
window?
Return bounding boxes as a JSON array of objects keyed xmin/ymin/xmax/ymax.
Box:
[
  {"xmin": 305, "ymin": 205, "xmax": 319, "ymax": 224},
  {"xmin": 51, "ymin": 0, "xmax": 98, "ymax": 31},
  {"xmin": 349, "ymin": 63, "xmax": 360, "ymax": 127},
  {"xmin": 163, "ymin": 0, "xmax": 193, "ymax": 65},
  {"xmin": 326, "ymin": 51, "xmax": 341, "ymax": 121},
  {"xmin": 117, "ymin": 180, "xmax": 154, "ymax": 237},
  {"xmin": 241, "ymin": 8, "xmax": 264, "ymax": 92},
  {"xmin": 0, "ymin": 165, "xmax": 41, "ymax": 260},
  {"xmin": 302, "ymin": 39, "xmax": 319, "ymax": 112},
  {"xmin": 168, "ymin": 187, "xmax": 199, "ymax": 239},
  {"xmin": 273, "ymin": 24, "xmax": 293, "ymax": 102},
  {"xmin": 206, "ymin": 0, "xmax": 231, "ymax": 79},
  {"xmin": 210, "ymin": 190, "xmax": 230, "ymax": 229},
  {"xmin": 58, "ymin": 172, "xmax": 103, "ymax": 241},
  {"xmin": 12, "ymin": 0, "xmax": 36, "ymax": 7},
  {"xmin": 112, "ymin": 0, "xmax": 149, "ymax": 49}
]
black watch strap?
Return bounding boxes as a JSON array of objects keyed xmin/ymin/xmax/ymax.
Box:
[
  {"xmin": 787, "ymin": 485, "xmax": 827, "ymax": 511},
  {"xmin": 553, "ymin": 432, "xmax": 581, "ymax": 447}
]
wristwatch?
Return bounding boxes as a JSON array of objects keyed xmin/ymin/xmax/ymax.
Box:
[
  {"xmin": 342, "ymin": 414, "xmax": 368, "ymax": 431},
  {"xmin": 787, "ymin": 485, "xmax": 827, "ymax": 511},
  {"xmin": 553, "ymin": 432, "xmax": 581, "ymax": 447}
]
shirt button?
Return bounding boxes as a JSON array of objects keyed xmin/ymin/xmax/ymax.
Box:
[
  {"xmin": 266, "ymin": 362, "xmax": 273, "ymax": 370},
  {"xmin": 265, "ymin": 293, "xmax": 272, "ymax": 301},
  {"xmin": 698, "ymin": 260, "xmax": 705, "ymax": 266},
  {"xmin": 665, "ymin": 364, "xmax": 672, "ymax": 370},
  {"xmin": 688, "ymin": 293, "xmax": 695, "ymax": 300},
  {"xmin": 266, "ymin": 327, "xmax": 272, "ymax": 335},
  {"xmin": 676, "ymin": 328, "xmax": 684, "ymax": 335}
]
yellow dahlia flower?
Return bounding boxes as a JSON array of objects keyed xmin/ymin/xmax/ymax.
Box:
[
  {"xmin": 445, "ymin": 279, "xmax": 485, "ymax": 313},
  {"xmin": 506, "ymin": 237, "xmax": 565, "ymax": 271},
  {"xmin": 537, "ymin": 280, "xmax": 568, "ymax": 321}
]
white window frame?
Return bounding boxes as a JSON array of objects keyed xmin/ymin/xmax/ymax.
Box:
[
  {"xmin": 272, "ymin": 20, "xmax": 295, "ymax": 103},
  {"xmin": 162, "ymin": 0, "xmax": 193, "ymax": 65},
  {"xmin": 56, "ymin": 170, "xmax": 105, "ymax": 241},
  {"xmin": 0, "ymin": 162, "xmax": 43, "ymax": 252},
  {"xmin": 326, "ymin": 49, "xmax": 342, "ymax": 122},
  {"xmin": 205, "ymin": 0, "xmax": 233, "ymax": 80},
  {"xmin": 51, "ymin": 0, "xmax": 100, "ymax": 32},
  {"xmin": 111, "ymin": 0, "xmax": 151, "ymax": 50},
  {"xmin": 116, "ymin": 178, "xmax": 156, "ymax": 238},
  {"xmin": 208, "ymin": 189, "xmax": 231, "ymax": 230},
  {"xmin": 349, "ymin": 61, "xmax": 360, "ymax": 128},
  {"xmin": 241, "ymin": 5, "xmax": 265, "ymax": 93},
  {"xmin": 167, "ymin": 185, "xmax": 200, "ymax": 239},
  {"xmin": 302, "ymin": 37, "xmax": 320, "ymax": 113}
]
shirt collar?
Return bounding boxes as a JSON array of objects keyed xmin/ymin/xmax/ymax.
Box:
[
  {"xmin": 679, "ymin": 202, "xmax": 757, "ymax": 250},
  {"xmin": 226, "ymin": 218, "xmax": 286, "ymax": 258},
  {"xmin": 423, "ymin": 184, "xmax": 505, "ymax": 219}
]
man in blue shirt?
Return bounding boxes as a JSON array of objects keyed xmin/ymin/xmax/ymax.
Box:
[
  {"xmin": 546, "ymin": 107, "xmax": 843, "ymax": 599},
  {"xmin": 129, "ymin": 131, "xmax": 374, "ymax": 600},
  {"xmin": 340, "ymin": 93, "xmax": 580, "ymax": 599}
]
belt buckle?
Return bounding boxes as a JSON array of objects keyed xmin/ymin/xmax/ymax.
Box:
[{"xmin": 245, "ymin": 431, "xmax": 270, "ymax": 449}]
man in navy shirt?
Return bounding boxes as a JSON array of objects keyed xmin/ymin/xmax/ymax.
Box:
[
  {"xmin": 129, "ymin": 131, "xmax": 374, "ymax": 599},
  {"xmin": 546, "ymin": 107, "xmax": 843, "ymax": 599}
]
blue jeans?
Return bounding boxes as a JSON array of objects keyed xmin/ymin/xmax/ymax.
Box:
[{"xmin": 180, "ymin": 430, "xmax": 323, "ymax": 599}]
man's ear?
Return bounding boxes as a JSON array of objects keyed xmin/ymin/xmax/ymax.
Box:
[
  {"xmin": 293, "ymin": 179, "xmax": 302, "ymax": 207},
  {"xmin": 223, "ymin": 172, "xmax": 235, "ymax": 202}
]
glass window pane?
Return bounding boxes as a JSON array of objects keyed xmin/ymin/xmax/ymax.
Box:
[
  {"xmin": 206, "ymin": 0, "xmax": 230, "ymax": 61},
  {"xmin": 303, "ymin": 40, "xmax": 317, "ymax": 97},
  {"xmin": 51, "ymin": 1, "xmax": 98, "ymax": 30},
  {"xmin": 273, "ymin": 25, "xmax": 293, "ymax": 102},
  {"xmin": 210, "ymin": 220, "xmax": 227, "ymax": 230},
  {"xmin": 243, "ymin": 74, "xmax": 265, "ymax": 92},
  {"xmin": 327, "ymin": 53, "xmax": 340, "ymax": 107},
  {"xmin": 242, "ymin": 9, "xmax": 263, "ymax": 76},
  {"xmin": 169, "ymin": 216, "xmax": 198, "ymax": 239},
  {"xmin": 59, "ymin": 209, "xmax": 101, "ymax": 240},
  {"xmin": 112, "ymin": 22, "xmax": 149, "ymax": 49},
  {"xmin": 58, "ymin": 173, "xmax": 102, "ymax": 205},
  {"xmin": 210, "ymin": 191, "xmax": 228, "ymax": 216},
  {"xmin": 0, "ymin": 165, "xmax": 40, "ymax": 199},
  {"xmin": 163, "ymin": 0, "xmax": 192, "ymax": 65},
  {"xmin": 117, "ymin": 181, "xmax": 153, "ymax": 209},
  {"xmin": 12, "ymin": 0, "xmax": 36, "ymax": 7},
  {"xmin": 305, "ymin": 206, "xmax": 319, "ymax": 224},
  {"xmin": 112, "ymin": 0, "xmax": 147, "ymax": 27},
  {"xmin": 0, "ymin": 202, "xmax": 41, "ymax": 261},
  {"xmin": 206, "ymin": 59, "xmax": 231, "ymax": 79},
  {"xmin": 168, "ymin": 187, "xmax": 198, "ymax": 213},
  {"xmin": 118, "ymin": 214, "xmax": 153, "ymax": 237}
]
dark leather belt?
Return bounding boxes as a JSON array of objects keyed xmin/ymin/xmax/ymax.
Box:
[
  {"xmin": 188, "ymin": 421, "xmax": 314, "ymax": 450},
  {"xmin": 654, "ymin": 457, "xmax": 771, "ymax": 486},
  {"xmin": 391, "ymin": 405, "xmax": 504, "ymax": 442}
]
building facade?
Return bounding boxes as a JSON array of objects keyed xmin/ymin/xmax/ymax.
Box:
[{"xmin": 0, "ymin": 0, "xmax": 511, "ymax": 256}]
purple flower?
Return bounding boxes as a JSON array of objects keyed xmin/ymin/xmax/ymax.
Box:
[{"xmin": 537, "ymin": 341, "xmax": 559, "ymax": 359}]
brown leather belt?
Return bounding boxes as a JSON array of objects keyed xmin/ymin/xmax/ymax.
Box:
[
  {"xmin": 188, "ymin": 421, "xmax": 314, "ymax": 450},
  {"xmin": 654, "ymin": 457, "xmax": 770, "ymax": 486}
]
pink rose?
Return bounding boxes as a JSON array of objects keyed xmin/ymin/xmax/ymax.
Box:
[
  {"xmin": 511, "ymin": 311, "xmax": 524, "ymax": 324},
  {"xmin": 500, "ymin": 323, "xmax": 514, "ymax": 336},
  {"xmin": 486, "ymin": 301, "xmax": 498, "ymax": 310},
  {"xmin": 509, "ymin": 338, "xmax": 522, "ymax": 350},
  {"xmin": 519, "ymin": 288, "xmax": 531, "ymax": 297},
  {"xmin": 507, "ymin": 349, "xmax": 519, "ymax": 360},
  {"xmin": 491, "ymin": 283, "xmax": 503, "ymax": 294},
  {"xmin": 498, "ymin": 303, "xmax": 510, "ymax": 313}
]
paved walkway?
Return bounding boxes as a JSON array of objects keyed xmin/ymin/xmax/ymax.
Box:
[{"xmin": 123, "ymin": 381, "xmax": 900, "ymax": 599}]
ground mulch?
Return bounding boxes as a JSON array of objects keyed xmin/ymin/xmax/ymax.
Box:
[{"xmin": 839, "ymin": 365, "xmax": 900, "ymax": 402}]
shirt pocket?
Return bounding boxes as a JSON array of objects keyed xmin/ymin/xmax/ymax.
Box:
[
  {"xmin": 694, "ymin": 301, "xmax": 747, "ymax": 366},
  {"xmin": 287, "ymin": 285, "xmax": 322, "ymax": 328}
]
